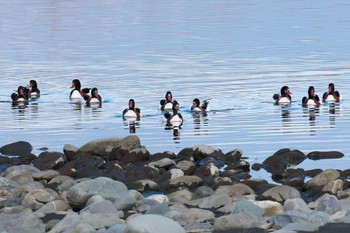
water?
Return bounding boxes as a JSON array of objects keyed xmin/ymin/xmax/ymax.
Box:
[{"xmin": 1, "ymin": 1, "xmax": 350, "ymax": 180}]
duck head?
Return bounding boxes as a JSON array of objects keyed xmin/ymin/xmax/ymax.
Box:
[
  {"xmin": 165, "ymin": 91, "xmax": 173, "ymax": 102},
  {"xmin": 71, "ymin": 79, "xmax": 81, "ymax": 90},
  {"xmin": 281, "ymin": 86, "xmax": 291, "ymax": 96},
  {"xmin": 129, "ymin": 99, "xmax": 135, "ymax": 110}
]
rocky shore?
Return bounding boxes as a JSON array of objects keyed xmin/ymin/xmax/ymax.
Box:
[{"xmin": 1, "ymin": 135, "xmax": 350, "ymax": 233}]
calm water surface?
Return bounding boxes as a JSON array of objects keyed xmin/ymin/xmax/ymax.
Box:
[{"xmin": 1, "ymin": 1, "xmax": 350, "ymax": 180}]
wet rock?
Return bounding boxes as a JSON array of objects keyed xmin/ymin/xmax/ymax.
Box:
[
  {"xmin": 262, "ymin": 148, "xmax": 306, "ymax": 173},
  {"xmin": 0, "ymin": 141, "xmax": 33, "ymax": 156},
  {"xmin": 78, "ymin": 137, "xmax": 124, "ymax": 159},
  {"xmin": 177, "ymin": 145, "xmax": 224, "ymax": 162},
  {"xmin": 307, "ymin": 151, "xmax": 344, "ymax": 160},
  {"xmin": 223, "ymin": 149, "xmax": 243, "ymax": 162}
]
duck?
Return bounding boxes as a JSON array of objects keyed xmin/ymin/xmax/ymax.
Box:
[
  {"xmin": 11, "ymin": 86, "xmax": 29, "ymax": 105},
  {"xmin": 322, "ymin": 83, "xmax": 340, "ymax": 102},
  {"xmin": 69, "ymin": 79, "xmax": 90, "ymax": 100},
  {"xmin": 273, "ymin": 86, "xmax": 292, "ymax": 105},
  {"xmin": 302, "ymin": 86, "xmax": 320, "ymax": 107},
  {"xmin": 164, "ymin": 101, "xmax": 183, "ymax": 125},
  {"xmin": 123, "ymin": 99, "xmax": 141, "ymax": 120},
  {"xmin": 191, "ymin": 98, "xmax": 209, "ymax": 112},
  {"xmin": 27, "ymin": 80, "xmax": 40, "ymax": 98},
  {"xmin": 86, "ymin": 87, "xmax": 102, "ymax": 106},
  {"xmin": 160, "ymin": 91, "xmax": 175, "ymax": 112}
]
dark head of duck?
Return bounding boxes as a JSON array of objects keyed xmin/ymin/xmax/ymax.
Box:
[
  {"xmin": 29, "ymin": 80, "xmax": 39, "ymax": 92},
  {"xmin": 71, "ymin": 79, "xmax": 81, "ymax": 90},
  {"xmin": 165, "ymin": 91, "xmax": 173, "ymax": 102},
  {"xmin": 308, "ymin": 86, "xmax": 315, "ymax": 98},
  {"xmin": 280, "ymin": 86, "xmax": 291, "ymax": 97},
  {"xmin": 193, "ymin": 98, "xmax": 200, "ymax": 107},
  {"xmin": 172, "ymin": 100, "xmax": 180, "ymax": 113},
  {"xmin": 129, "ymin": 98, "xmax": 135, "ymax": 110},
  {"xmin": 11, "ymin": 86, "xmax": 28, "ymax": 101},
  {"xmin": 128, "ymin": 98, "xmax": 141, "ymax": 113}
]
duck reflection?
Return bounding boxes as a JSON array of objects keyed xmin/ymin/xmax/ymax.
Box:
[
  {"xmin": 165, "ymin": 122, "xmax": 182, "ymax": 143},
  {"xmin": 123, "ymin": 120, "xmax": 140, "ymax": 134},
  {"xmin": 191, "ymin": 111, "xmax": 209, "ymax": 134},
  {"xmin": 302, "ymin": 106, "xmax": 320, "ymax": 136},
  {"xmin": 328, "ymin": 103, "xmax": 340, "ymax": 127},
  {"xmin": 280, "ymin": 107, "xmax": 291, "ymax": 128}
]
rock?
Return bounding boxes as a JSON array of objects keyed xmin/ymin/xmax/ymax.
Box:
[
  {"xmin": 80, "ymin": 200, "xmax": 118, "ymax": 214},
  {"xmin": 176, "ymin": 160, "xmax": 196, "ymax": 175},
  {"xmin": 315, "ymin": 193, "xmax": 342, "ymax": 215},
  {"xmin": 215, "ymin": 183, "xmax": 255, "ymax": 198},
  {"xmin": 262, "ymin": 148, "xmax": 306, "ymax": 173},
  {"xmin": 32, "ymin": 170, "xmax": 61, "ymax": 181},
  {"xmin": 80, "ymin": 213, "xmax": 125, "ymax": 229},
  {"xmin": 0, "ymin": 141, "xmax": 33, "ymax": 156},
  {"xmin": 232, "ymin": 199, "xmax": 264, "ymax": 216},
  {"xmin": 63, "ymin": 144, "xmax": 79, "ymax": 161},
  {"xmin": 120, "ymin": 146, "xmax": 150, "ymax": 163},
  {"xmin": 0, "ymin": 177, "xmax": 21, "ymax": 199},
  {"xmin": 304, "ymin": 169, "xmax": 340, "ymax": 193},
  {"xmin": 36, "ymin": 200, "xmax": 71, "ymax": 213},
  {"xmin": 213, "ymin": 212, "xmax": 266, "ymax": 230},
  {"xmin": 190, "ymin": 193, "xmax": 231, "ymax": 209},
  {"xmin": 168, "ymin": 175, "xmax": 203, "ymax": 189},
  {"xmin": 223, "ymin": 149, "xmax": 243, "ymax": 162},
  {"xmin": 66, "ymin": 177, "xmax": 129, "ymax": 208},
  {"xmin": 269, "ymin": 210, "xmax": 331, "ymax": 229},
  {"xmin": 253, "ymin": 200, "xmax": 284, "ymax": 216},
  {"xmin": 0, "ymin": 208, "xmax": 46, "ymax": 233},
  {"xmin": 78, "ymin": 137, "xmax": 124, "ymax": 159},
  {"xmin": 126, "ymin": 179, "xmax": 159, "ymax": 192},
  {"xmin": 33, "ymin": 152, "xmax": 67, "ymax": 170},
  {"xmin": 307, "ymin": 151, "xmax": 344, "ymax": 160},
  {"xmin": 284, "ymin": 198, "xmax": 311, "ymax": 212},
  {"xmin": 123, "ymin": 214, "xmax": 185, "ymax": 233},
  {"xmin": 192, "ymin": 186, "xmax": 215, "ymax": 200},
  {"xmin": 148, "ymin": 158, "xmax": 176, "ymax": 169},
  {"xmin": 261, "ymin": 185, "xmax": 301, "ymax": 202},
  {"xmin": 177, "ymin": 145, "xmax": 224, "ymax": 162}
]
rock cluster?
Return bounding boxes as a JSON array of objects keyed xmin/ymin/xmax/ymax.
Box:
[{"xmin": 1, "ymin": 136, "xmax": 350, "ymax": 232}]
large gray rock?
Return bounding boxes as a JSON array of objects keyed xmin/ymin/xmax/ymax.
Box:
[
  {"xmin": 0, "ymin": 208, "xmax": 46, "ymax": 233},
  {"xmin": 0, "ymin": 177, "xmax": 21, "ymax": 199},
  {"xmin": 0, "ymin": 141, "xmax": 33, "ymax": 156},
  {"xmin": 213, "ymin": 212, "xmax": 267, "ymax": 230},
  {"xmin": 66, "ymin": 177, "xmax": 129, "ymax": 207},
  {"xmin": 123, "ymin": 214, "xmax": 185, "ymax": 233}
]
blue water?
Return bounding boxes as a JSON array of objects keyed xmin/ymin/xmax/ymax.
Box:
[{"xmin": 1, "ymin": 1, "xmax": 350, "ymax": 180}]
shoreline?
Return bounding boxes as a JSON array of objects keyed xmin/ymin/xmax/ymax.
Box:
[{"xmin": 1, "ymin": 136, "xmax": 350, "ymax": 232}]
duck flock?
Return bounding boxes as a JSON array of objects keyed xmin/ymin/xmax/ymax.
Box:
[{"xmin": 10, "ymin": 80, "xmax": 340, "ymax": 128}]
